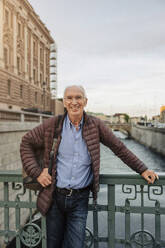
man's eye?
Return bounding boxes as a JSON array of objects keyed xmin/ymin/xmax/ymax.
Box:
[
  {"xmin": 67, "ymin": 97, "xmax": 72, "ymax": 100},
  {"xmin": 75, "ymin": 96, "xmax": 82, "ymax": 100}
]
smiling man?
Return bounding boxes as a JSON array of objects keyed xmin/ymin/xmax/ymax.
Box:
[{"xmin": 20, "ymin": 85, "xmax": 158, "ymax": 248}]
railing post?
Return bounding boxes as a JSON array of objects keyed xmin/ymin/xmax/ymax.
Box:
[
  {"xmin": 93, "ymin": 200, "xmax": 99, "ymax": 248},
  {"xmin": 40, "ymin": 115, "xmax": 42, "ymax": 123},
  {"xmin": 41, "ymin": 216, "xmax": 47, "ymax": 248},
  {"xmin": 4, "ymin": 182, "xmax": 9, "ymax": 245},
  {"xmin": 108, "ymin": 184, "xmax": 115, "ymax": 248},
  {"xmin": 21, "ymin": 113, "xmax": 24, "ymax": 122}
]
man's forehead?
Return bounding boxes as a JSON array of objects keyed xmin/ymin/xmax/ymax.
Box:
[{"xmin": 64, "ymin": 87, "xmax": 84, "ymax": 96}]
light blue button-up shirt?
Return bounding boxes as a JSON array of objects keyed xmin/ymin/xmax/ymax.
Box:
[{"xmin": 56, "ymin": 115, "xmax": 93, "ymax": 189}]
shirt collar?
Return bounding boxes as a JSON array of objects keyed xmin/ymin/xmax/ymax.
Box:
[{"xmin": 66, "ymin": 114, "xmax": 83, "ymax": 129}]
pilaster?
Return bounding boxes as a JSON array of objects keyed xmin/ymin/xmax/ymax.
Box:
[
  {"xmin": 0, "ymin": 0, "xmax": 4, "ymax": 67},
  {"xmin": 24, "ymin": 23, "xmax": 28, "ymax": 80},
  {"xmin": 38, "ymin": 42, "xmax": 40, "ymax": 86},
  {"xmin": 13, "ymin": 10, "xmax": 17, "ymax": 74},
  {"xmin": 31, "ymin": 33, "xmax": 33, "ymax": 83},
  {"xmin": 43, "ymin": 46, "xmax": 46, "ymax": 83}
]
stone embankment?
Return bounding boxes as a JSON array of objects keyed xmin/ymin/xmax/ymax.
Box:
[
  {"xmin": 0, "ymin": 110, "xmax": 52, "ymax": 246},
  {"xmin": 131, "ymin": 125, "xmax": 165, "ymax": 156}
]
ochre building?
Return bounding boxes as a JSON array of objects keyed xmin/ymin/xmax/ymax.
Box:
[{"xmin": 0, "ymin": 0, "xmax": 55, "ymax": 112}]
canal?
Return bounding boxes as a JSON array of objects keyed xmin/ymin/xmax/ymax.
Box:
[{"xmin": 86, "ymin": 131, "xmax": 165, "ymax": 248}]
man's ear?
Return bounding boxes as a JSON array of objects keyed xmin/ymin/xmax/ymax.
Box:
[
  {"xmin": 63, "ymin": 99, "xmax": 66, "ymax": 108},
  {"xmin": 84, "ymin": 98, "xmax": 88, "ymax": 106}
]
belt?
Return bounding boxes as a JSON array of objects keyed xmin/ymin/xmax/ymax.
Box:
[{"xmin": 56, "ymin": 186, "xmax": 90, "ymax": 197}]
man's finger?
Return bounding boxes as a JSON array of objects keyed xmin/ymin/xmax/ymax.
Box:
[
  {"xmin": 47, "ymin": 174, "xmax": 52, "ymax": 181},
  {"xmin": 147, "ymin": 177, "xmax": 152, "ymax": 184},
  {"xmin": 155, "ymin": 174, "xmax": 159, "ymax": 180}
]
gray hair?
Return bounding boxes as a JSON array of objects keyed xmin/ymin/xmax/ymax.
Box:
[{"xmin": 63, "ymin": 85, "xmax": 87, "ymax": 98}]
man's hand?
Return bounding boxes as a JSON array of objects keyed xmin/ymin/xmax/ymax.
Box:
[
  {"xmin": 37, "ymin": 168, "xmax": 52, "ymax": 187},
  {"xmin": 141, "ymin": 169, "xmax": 159, "ymax": 184}
]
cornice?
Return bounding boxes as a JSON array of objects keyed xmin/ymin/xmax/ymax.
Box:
[{"xmin": 19, "ymin": 0, "xmax": 54, "ymax": 44}]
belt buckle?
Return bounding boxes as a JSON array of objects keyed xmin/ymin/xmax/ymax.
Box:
[{"xmin": 67, "ymin": 189, "xmax": 73, "ymax": 197}]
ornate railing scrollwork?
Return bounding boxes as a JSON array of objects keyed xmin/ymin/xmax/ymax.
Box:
[
  {"xmin": 122, "ymin": 185, "xmax": 137, "ymax": 201},
  {"xmin": 84, "ymin": 227, "xmax": 93, "ymax": 248},
  {"xmin": 19, "ymin": 223, "xmax": 42, "ymax": 247},
  {"xmin": 130, "ymin": 230, "xmax": 155, "ymax": 248},
  {"xmin": 148, "ymin": 185, "xmax": 163, "ymax": 202}
]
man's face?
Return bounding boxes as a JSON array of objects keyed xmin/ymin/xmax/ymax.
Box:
[{"xmin": 63, "ymin": 87, "xmax": 87, "ymax": 119}]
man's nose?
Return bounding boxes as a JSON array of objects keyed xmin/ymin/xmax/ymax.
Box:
[{"xmin": 72, "ymin": 98, "xmax": 77, "ymax": 104}]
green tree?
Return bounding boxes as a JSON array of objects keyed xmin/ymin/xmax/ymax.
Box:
[{"xmin": 124, "ymin": 114, "xmax": 130, "ymax": 123}]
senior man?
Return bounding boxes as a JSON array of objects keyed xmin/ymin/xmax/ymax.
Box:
[{"xmin": 20, "ymin": 85, "xmax": 158, "ymax": 248}]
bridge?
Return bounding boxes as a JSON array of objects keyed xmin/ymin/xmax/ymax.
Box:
[{"xmin": 104, "ymin": 121, "xmax": 132, "ymax": 136}]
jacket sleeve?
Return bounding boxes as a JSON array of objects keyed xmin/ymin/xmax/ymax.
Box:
[
  {"xmin": 97, "ymin": 119, "xmax": 148, "ymax": 174},
  {"xmin": 20, "ymin": 122, "xmax": 45, "ymax": 179}
]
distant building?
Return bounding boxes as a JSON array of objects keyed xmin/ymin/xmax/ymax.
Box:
[
  {"xmin": 152, "ymin": 115, "xmax": 160, "ymax": 122},
  {"xmin": 51, "ymin": 98, "xmax": 64, "ymax": 116},
  {"xmin": 0, "ymin": 0, "xmax": 56, "ymax": 113},
  {"xmin": 129, "ymin": 116, "xmax": 142, "ymax": 125},
  {"xmin": 160, "ymin": 106, "xmax": 165, "ymax": 123},
  {"xmin": 109, "ymin": 113, "xmax": 127, "ymax": 124}
]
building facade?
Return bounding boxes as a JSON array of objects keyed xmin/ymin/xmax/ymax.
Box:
[
  {"xmin": 0, "ymin": 0, "xmax": 55, "ymax": 112},
  {"xmin": 160, "ymin": 106, "xmax": 165, "ymax": 123},
  {"xmin": 109, "ymin": 113, "xmax": 127, "ymax": 124}
]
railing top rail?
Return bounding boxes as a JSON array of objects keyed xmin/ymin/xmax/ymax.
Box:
[
  {"xmin": 100, "ymin": 172, "xmax": 165, "ymax": 185},
  {"xmin": 0, "ymin": 170, "xmax": 165, "ymax": 184}
]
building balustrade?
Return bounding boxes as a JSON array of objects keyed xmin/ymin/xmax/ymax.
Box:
[
  {"xmin": 0, "ymin": 171, "xmax": 165, "ymax": 247},
  {"xmin": 0, "ymin": 109, "xmax": 52, "ymax": 124}
]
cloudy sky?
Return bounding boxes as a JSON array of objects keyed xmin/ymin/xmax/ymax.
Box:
[{"xmin": 29, "ymin": 0, "xmax": 165, "ymax": 117}]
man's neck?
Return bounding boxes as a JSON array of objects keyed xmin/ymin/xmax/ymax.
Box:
[{"xmin": 68, "ymin": 114, "xmax": 83, "ymax": 128}]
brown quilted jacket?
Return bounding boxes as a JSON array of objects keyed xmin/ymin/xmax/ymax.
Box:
[{"xmin": 20, "ymin": 112, "xmax": 147, "ymax": 215}]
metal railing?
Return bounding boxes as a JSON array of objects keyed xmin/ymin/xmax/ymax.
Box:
[{"xmin": 0, "ymin": 171, "xmax": 165, "ymax": 248}]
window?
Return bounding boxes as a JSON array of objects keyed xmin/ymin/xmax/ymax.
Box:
[
  {"xmin": 5, "ymin": 10, "xmax": 9, "ymax": 25},
  {"xmin": 47, "ymin": 96, "xmax": 49, "ymax": 106},
  {"xmin": 33, "ymin": 68, "xmax": 36, "ymax": 82},
  {"xmin": 33, "ymin": 41, "xmax": 36, "ymax": 56},
  {"xmin": 18, "ymin": 23, "xmax": 21, "ymax": 37},
  {"xmin": 40, "ymin": 73, "xmax": 42, "ymax": 85},
  {"xmin": 41, "ymin": 94, "xmax": 43, "ymax": 104},
  {"xmin": 4, "ymin": 48, "xmax": 8, "ymax": 67},
  {"xmin": 8, "ymin": 80, "xmax": 11, "ymax": 96},
  {"xmin": 35, "ymin": 92, "xmax": 37, "ymax": 104},
  {"xmin": 20, "ymin": 85, "xmax": 23, "ymax": 99},
  {"xmin": 40, "ymin": 47, "xmax": 43, "ymax": 61},
  {"xmin": 17, "ymin": 56, "xmax": 21, "ymax": 74}
]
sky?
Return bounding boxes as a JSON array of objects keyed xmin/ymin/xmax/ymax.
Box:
[{"xmin": 28, "ymin": 0, "xmax": 165, "ymax": 118}]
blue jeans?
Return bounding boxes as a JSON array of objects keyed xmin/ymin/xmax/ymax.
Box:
[{"xmin": 46, "ymin": 189, "xmax": 90, "ymax": 248}]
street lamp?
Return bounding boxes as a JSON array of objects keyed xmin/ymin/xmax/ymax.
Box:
[{"xmin": 43, "ymin": 81, "xmax": 46, "ymax": 111}]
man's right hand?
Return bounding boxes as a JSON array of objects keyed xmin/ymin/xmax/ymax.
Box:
[{"xmin": 37, "ymin": 168, "xmax": 52, "ymax": 187}]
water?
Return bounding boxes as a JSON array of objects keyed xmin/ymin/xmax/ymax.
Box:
[
  {"xmin": 87, "ymin": 131, "xmax": 165, "ymax": 248},
  {"xmin": 100, "ymin": 131, "xmax": 165, "ymax": 174}
]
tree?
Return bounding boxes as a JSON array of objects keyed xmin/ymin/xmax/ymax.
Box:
[{"xmin": 124, "ymin": 114, "xmax": 130, "ymax": 123}]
